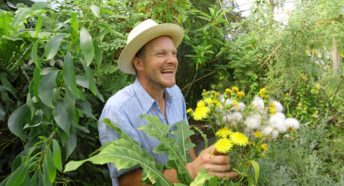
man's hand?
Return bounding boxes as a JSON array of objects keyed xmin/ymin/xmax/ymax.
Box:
[{"xmin": 186, "ymin": 145, "xmax": 238, "ymax": 179}]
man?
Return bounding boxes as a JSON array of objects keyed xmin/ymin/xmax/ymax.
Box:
[{"xmin": 98, "ymin": 19, "xmax": 237, "ymax": 186}]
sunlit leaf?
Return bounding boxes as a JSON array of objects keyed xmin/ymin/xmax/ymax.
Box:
[
  {"xmin": 80, "ymin": 27, "xmax": 94, "ymax": 66},
  {"xmin": 44, "ymin": 33, "xmax": 66, "ymax": 60},
  {"xmin": 44, "ymin": 148, "xmax": 56, "ymax": 183},
  {"xmin": 90, "ymin": 5, "xmax": 100, "ymax": 17},
  {"xmin": 39, "ymin": 69, "xmax": 59, "ymax": 108},
  {"xmin": 52, "ymin": 139, "xmax": 62, "ymax": 171},
  {"xmin": 190, "ymin": 170, "xmax": 212, "ymax": 186}
]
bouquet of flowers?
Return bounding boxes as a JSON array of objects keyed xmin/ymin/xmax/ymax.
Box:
[{"xmin": 188, "ymin": 87, "xmax": 300, "ymax": 185}]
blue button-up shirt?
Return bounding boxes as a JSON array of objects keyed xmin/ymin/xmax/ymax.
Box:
[{"xmin": 98, "ymin": 79, "xmax": 188, "ymax": 186}]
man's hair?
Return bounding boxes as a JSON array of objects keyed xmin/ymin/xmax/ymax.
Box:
[{"xmin": 135, "ymin": 45, "xmax": 146, "ymax": 59}]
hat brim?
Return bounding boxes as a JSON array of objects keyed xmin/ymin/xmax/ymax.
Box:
[{"xmin": 118, "ymin": 23, "xmax": 184, "ymax": 74}]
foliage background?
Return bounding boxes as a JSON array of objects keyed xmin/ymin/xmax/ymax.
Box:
[{"xmin": 0, "ymin": 0, "xmax": 343, "ymax": 185}]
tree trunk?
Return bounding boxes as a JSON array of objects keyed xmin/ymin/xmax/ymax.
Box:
[{"xmin": 332, "ymin": 38, "xmax": 342, "ymax": 74}]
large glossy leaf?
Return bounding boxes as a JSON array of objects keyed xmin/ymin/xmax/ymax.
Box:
[
  {"xmin": 14, "ymin": 8, "xmax": 32, "ymax": 27},
  {"xmin": 52, "ymin": 139, "xmax": 62, "ymax": 171},
  {"xmin": 7, "ymin": 104, "xmax": 30, "ymax": 139},
  {"xmin": 63, "ymin": 52, "xmax": 80, "ymax": 98},
  {"xmin": 44, "ymin": 33, "xmax": 67, "ymax": 60},
  {"xmin": 4, "ymin": 164, "xmax": 27, "ymax": 186},
  {"xmin": 64, "ymin": 126, "xmax": 77, "ymax": 159},
  {"xmin": 53, "ymin": 97, "xmax": 74, "ymax": 136},
  {"xmin": 80, "ymin": 27, "xmax": 94, "ymax": 66},
  {"xmin": 76, "ymin": 99, "xmax": 95, "ymax": 119},
  {"xmin": 82, "ymin": 63, "xmax": 104, "ymax": 101},
  {"xmin": 38, "ymin": 69, "xmax": 58, "ymax": 108}
]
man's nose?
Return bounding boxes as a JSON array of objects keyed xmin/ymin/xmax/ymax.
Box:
[{"xmin": 166, "ymin": 52, "xmax": 178, "ymax": 64}]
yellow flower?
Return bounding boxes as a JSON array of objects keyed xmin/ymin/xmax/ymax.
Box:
[
  {"xmin": 230, "ymin": 132, "xmax": 249, "ymax": 146},
  {"xmin": 215, "ymin": 138, "xmax": 233, "ymax": 154},
  {"xmin": 259, "ymin": 88, "xmax": 266, "ymax": 98},
  {"xmin": 237, "ymin": 91, "xmax": 245, "ymax": 98},
  {"xmin": 254, "ymin": 131, "xmax": 263, "ymax": 138},
  {"xmin": 204, "ymin": 98, "xmax": 213, "ymax": 105},
  {"xmin": 233, "ymin": 99, "xmax": 239, "ymax": 110},
  {"xmin": 186, "ymin": 108, "xmax": 193, "ymax": 114},
  {"xmin": 225, "ymin": 88, "xmax": 232, "ymax": 96},
  {"xmin": 232, "ymin": 86, "xmax": 239, "ymax": 93},
  {"xmin": 269, "ymin": 103, "xmax": 276, "ymax": 114},
  {"xmin": 193, "ymin": 102, "xmax": 210, "ymax": 121},
  {"xmin": 261, "ymin": 143, "xmax": 268, "ymax": 152},
  {"xmin": 216, "ymin": 128, "xmax": 233, "ymax": 138},
  {"xmin": 315, "ymin": 83, "xmax": 321, "ymax": 89}
]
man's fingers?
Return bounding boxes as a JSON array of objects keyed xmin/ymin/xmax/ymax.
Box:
[
  {"xmin": 208, "ymin": 171, "xmax": 238, "ymax": 179},
  {"xmin": 205, "ymin": 164, "xmax": 230, "ymax": 172}
]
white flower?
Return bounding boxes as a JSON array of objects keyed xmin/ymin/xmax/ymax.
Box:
[
  {"xmin": 244, "ymin": 114, "xmax": 261, "ymax": 129},
  {"xmin": 223, "ymin": 112, "xmax": 243, "ymax": 123},
  {"xmin": 269, "ymin": 113, "xmax": 288, "ymax": 133},
  {"xmin": 261, "ymin": 126, "xmax": 273, "ymax": 136},
  {"xmin": 284, "ymin": 118, "xmax": 300, "ymax": 130},
  {"xmin": 271, "ymin": 130, "xmax": 279, "ymax": 139},
  {"xmin": 271, "ymin": 100, "xmax": 284, "ymax": 112},
  {"xmin": 237, "ymin": 102, "xmax": 246, "ymax": 111},
  {"xmin": 252, "ymin": 96, "xmax": 265, "ymax": 111}
]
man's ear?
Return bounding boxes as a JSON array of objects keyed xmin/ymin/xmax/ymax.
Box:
[{"xmin": 132, "ymin": 57, "xmax": 144, "ymax": 72}]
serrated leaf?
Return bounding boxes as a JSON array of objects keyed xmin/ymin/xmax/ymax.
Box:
[
  {"xmin": 52, "ymin": 139, "xmax": 62, "ymax": 171},
  {"xmin": 80, "ymin": 27, "xmax": 94, "ymax": 66},
  {"xmin": 39, "ymin": 69, "xmax": 58, "ymax": 108},
  {"xmin": 190, "ymin": 170, "xmax": 212, "ymax": 186},
  {"xmin": 8, "ymin": 104, "xmax": 30, "ymax": 139},
  {"xmin": 64, "ymin": 139, "xmax": 170, "ymax": 185},
  {"xmin": 172, "ymin": 121, "xmax": 195, "ymax": 162},
  {"xmin": 44, "ymin": 33, "xmax": 66, "ymax": 60}
]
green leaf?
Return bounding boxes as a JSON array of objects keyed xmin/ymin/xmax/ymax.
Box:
[
  {"xmin": 190, "ymin": 170, "xmax": 212, "ymax": 186},
  {"xmin": 76, "ymin": 99, "xmax": 95, "ymax": 119},
  {"xmin": 8, "ymin": 104, "xmax": 30, "ymax": 139},
  {"xmin": 5, "ymin": 164, "xmax": 27, "ymax": 186},
  {"xmin": 44, "ymin": 147, "xmax": 56, "ymax": 183},
  {"xmin": 82, "ymin": 63, "xmax": 104, "ymax": 101},
  {"xmin": 39, "ymin": 69, "xmax": 59, "ymax": 108},
  {"xmin": 172, "ymin": 121, "xmax": 195, "ymax": 162},
  {"xmin": 94, "ymin": 43, "xmax": 103, "ymax": 68},
  {"xmin": 63, "ymin": 52, "xmax": 81, "ymax": 98},
  {"xmin": 31, "ymin": 39, "xmax": 42, "ymax": 67},
  {"xmin": 0, "ymin": 106, "xmax": 5, "ymax": 121},
  {"xmin": 80, "ymin": 27, "xmax": 94, "ymax": 66},
  {"xmin": 14, "ymin": 8, "xmax": 32, "ymax": 27},
  {"xmin": 44, "ymin": 33, "xmax": 66, "ymax": 60},
  {"xmin": 53, "ymin": 97, "xmax": 74, "ymax": 136},
  {"xmin": 248, "ymin": 160, "xmax": 260, "ymax": 185},
  {"xmin": 64, "ymin": 127, "xmax": 77, "ymax": 159},
  {"xmin": 0, "ymin": 73, "xmax": 17, "ymax": 97},
  {"xmin": 139, "ymin": 116, "xmax": 192, "ymax": 184},
  {"xmin": 52, "ymin": 139, "xmax": 63, "ymax": 171},
  {"xmin": 64, "ymin": 139, "xmax": 170, "ymax": 185}
]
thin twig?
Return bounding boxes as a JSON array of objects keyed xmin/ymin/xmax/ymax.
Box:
[{"xmin": 182, "ymin": 71, "xmax": 216, "ymax": 92}]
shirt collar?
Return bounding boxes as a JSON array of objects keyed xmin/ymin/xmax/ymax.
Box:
[{"xmin": 133, "ymin": 79, "xmax": 173, "ymax": 113}]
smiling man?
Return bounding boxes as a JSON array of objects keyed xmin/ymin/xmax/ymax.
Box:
[{"xmin": 98, "ymin": 19, "xmax": 237, "ymax": 186}]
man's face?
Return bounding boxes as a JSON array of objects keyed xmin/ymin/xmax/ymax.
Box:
[{"xmin": 136, "ymin": 36, "xmax": 178, "ymax": 89}]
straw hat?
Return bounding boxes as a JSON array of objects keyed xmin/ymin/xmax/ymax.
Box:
[{"xmin": 118, "ymin": 19, "xmax": 184, "ymax": 74}]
